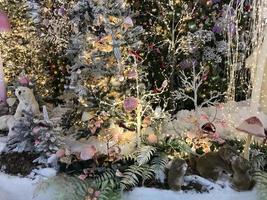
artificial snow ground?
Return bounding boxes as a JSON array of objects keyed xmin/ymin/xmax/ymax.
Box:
[{"xmin": 0, "ymin": 172, "xmax": 258, "ymax": 200}]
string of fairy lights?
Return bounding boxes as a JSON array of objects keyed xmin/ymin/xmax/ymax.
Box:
[
  {"xmin": 0, "ymin": 0, "xmax": 48, "ymax": 97},
  {"xmin": 0, "ymin": 0, "xmax": 266, "ymax": 154}
]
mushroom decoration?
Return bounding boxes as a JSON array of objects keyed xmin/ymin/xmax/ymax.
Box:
[
  {"xmin": 80, "ymin": 145, "xmax": 97, "ymax": 161},
  {"xmin": 201, "ymin": 122, "xmax": 216, "ymax": 135},
  {"xmin": 236, "ymin": 116, "xmax": 265, "ymax": 160},
  {"xmin": 0, "ymin": 11, "xmax": 11, "ymax": 104}
]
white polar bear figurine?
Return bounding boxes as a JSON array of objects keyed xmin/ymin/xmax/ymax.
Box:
[
  {"xmin": 0, "ymin": 86, "xmax": 40, "ymax": 130},
  {"xmin": 14, "ymin": 86, "xmax": 40, "ymax": 119}
]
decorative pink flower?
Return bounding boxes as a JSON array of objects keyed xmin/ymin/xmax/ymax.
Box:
[
  {"xmin": 94, "ymin": 191, "xmax": 101, "ymax": 198},
  {"xmin": 127, "ymin": 69, "xmax": 138, "ymax": 80},
  {"xmin": 94, "ymin": 120, "xmax": 103, "ymax": 128},
  {"xmin": 123, "ymin": 97, "xmax": 138, "ymax": 112},
  {"xmin": 34, "ymin": 140, "xmax": 40, "ymax": 145},
  {"xmin": 80, "ymin": 145, "xmax": 97, "ymax": 160},
  {"xmin": 124, "ymin": 16, "xmax": 134, "ymax": 27},
  {"xmin": 32, "ymin": 126, "xmax": 42, "ymax": 134},
  {"xmin": 78, "ymin": 174, "xmax": 88, "ymax": 180}
]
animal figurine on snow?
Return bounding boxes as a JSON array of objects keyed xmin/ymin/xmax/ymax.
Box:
[
  {"xmin": 194, "ymin": 145, "xmax": 237, "ymax": 180},
  {"xmin": 190, "ymin": 145, "xmax": 254, "ymax": 191},
  {"xmin": 231, "ymin": 156, "xmax": 255, "ymax": 191},
  {"xmin": 0, "ymin": 86, "xmax": 40, "ymax": 133},
  {"xmin": 167, "ymin": 158, "xmax": 188, "ymax": 191},
  {"xmin": 14, "ymin": 86, "xmax": 40, "ymax": 118}
]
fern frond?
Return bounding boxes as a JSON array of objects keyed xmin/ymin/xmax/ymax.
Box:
[
  {"xmin": 136, "ymin": 145, "xmax": 157, "ymax": 166},
  {"xmin": 120, "ymin": 165, "xmax": 141, "ymax": 190},
  {"xmin": 140, "ymin": 164, "xmax": 154, "ymax": 184},
  {"xmin": 160, "ymin": 137, "xmax": 194, "ymax": 154},
  {"xmin": 250, "ymin": 151, "xmax": 266, "ymax": 171},
  {"xmin": 98, "ymin": 186, "xmax": 122, "ymax": 200},
  {"xmin": 254, "ymin": 171, "xmax": 267, "ymax": 200},
  {"xmin": 94, "ymin": 169, "xmax": 118, "ymax": 189},
  {"xmin": 120, "ymin": 164, "xmax": 154, "ymax": 190},
  {"xmin": 34, "ymin": 175, "xmax": 92, "ymax": 200},
  {"xmin": 123, "ymin": 152, "xmax": 137, "ymax": 162},
  {"xmin": 150, "ymin": 153, "xmax": 168, "ymax": 182}
]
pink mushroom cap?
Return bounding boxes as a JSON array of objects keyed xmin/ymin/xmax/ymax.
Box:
[{"xmin": 236, "ymin": 116, "xmax": 265, "ymax": 137}]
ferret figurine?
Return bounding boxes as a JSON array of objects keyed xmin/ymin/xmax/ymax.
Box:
[
  {"xmin": 195, "ymin": 145, "xmax": 238, "ymax": 180},
  {"xmin": 231, "ymin": 156, "xmax": 254, "ymax": 191},
  {"xmin": 168, "ymin": 158, "xmax": 188, "ymax": 191}
]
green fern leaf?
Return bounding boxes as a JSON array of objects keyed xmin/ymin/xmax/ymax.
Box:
[
  {"xmin": 120, "ymin": 164, "xmax": 154, "ymax": 190},
  {"xmin": 151, "ymin": 153, "xmax": 168, "ymax": 182},
  {"xmin": 140, "ymin": 164, "xmax": 154, "ymax": 184},
  {"xmin": 136, "ymin": 145, "xmax": 157, "ymax": 166},
  {"xmin": 98, "ymin": 187, "xmax": 122, "ymax": 200},
  {"xmin": 34, "ymin": 175, "xmax": 92, "ymax": 200},
  {"xmin": 254, "ymin": 171, "xmax": 267, "ymax": 200},
  {"xmin": 250, "ymin": 152, "xmax": 266, "ymax": 171},
  {"xmin": 94, "ymin": 169, "xmax": 117, "ymax": 189}
]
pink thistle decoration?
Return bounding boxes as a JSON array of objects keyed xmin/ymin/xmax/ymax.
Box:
[
  {"xmin": 123, "ymin": 97, "xmax": 138, "ymax": 112},
  {"xmin": 18, "ymin": 76, "xmax": 30, "ymax": 86},
  {"xmin": 80, "ymin": 145, "xmax": 97, "ymax": 160}
]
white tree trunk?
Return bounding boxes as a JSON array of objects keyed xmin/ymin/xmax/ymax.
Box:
[{"xmin": 0, "ymin": 56, "xmax": 6, "ymax": 103}]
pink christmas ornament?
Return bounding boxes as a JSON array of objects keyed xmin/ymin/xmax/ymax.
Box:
[
  {"xmin": 80, "ymin": 145, "xmax": 97, "ymax": 160},
  {"xmin": 123, "ymin": 97, "xmax": 138, "ymax": 112},
  {"xmin": 147, "ymin": 133, "xmax": 158, "ymax": 144},
  {"xmin": 56, "ymin": 149, "xmax": 65, "ymax": 158}
]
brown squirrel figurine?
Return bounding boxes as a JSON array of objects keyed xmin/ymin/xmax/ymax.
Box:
[
  {"xmin": 168, "ymin": 158, "xmax": 188, "ymax": 191},
  {"xmin": 231, "ymin": 156, "xmax": 254, "ymax": 191},
  {"xmin": 194, "ymin": 145, "xmax": 238, "ymax": 180}
]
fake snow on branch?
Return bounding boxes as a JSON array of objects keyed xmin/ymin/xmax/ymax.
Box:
[{"xmin": 173, "ymin": 64, "xmax": 225, "ymax": 114}]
